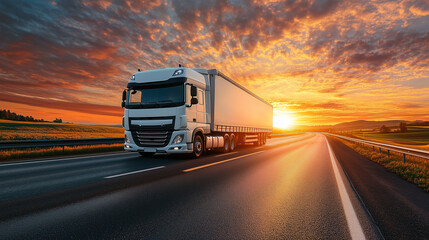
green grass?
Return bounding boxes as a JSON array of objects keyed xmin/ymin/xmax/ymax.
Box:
[
  {"xmin": 335, "ymin": 137, "xmax": 429, "ymax": 192},
  {"xmin": 0, "ymin": 119, "xmax": 124, "ymax": 140},
  {"xmin": 351, "ymin": 126, "xmax": 429, "ymax": 151},
  {"xmin": 0, "ymin": 144, "xmax": 124, "ymax": 161}
]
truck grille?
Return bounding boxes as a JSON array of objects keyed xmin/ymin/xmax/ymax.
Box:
[{"xmin": 131, "ymin": 130, "xmax": 172, "ymax": 147}]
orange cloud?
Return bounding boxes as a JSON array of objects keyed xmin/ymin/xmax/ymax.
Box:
[{"xmin": 0, "ymin": 0, "xmax": 428, "ymax": 125}]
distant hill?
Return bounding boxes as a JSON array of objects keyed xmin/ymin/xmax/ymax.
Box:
[
  {"xmin": 298, "ymin": 119, "xmax": 429, "ymax": 131},
  {"xmin": 332, "ymin": 120, "xmax": 409, "ymax": 130},
  {"xmin": 407, "ymin": 120, "xmax": 429, "ymax": 126}
]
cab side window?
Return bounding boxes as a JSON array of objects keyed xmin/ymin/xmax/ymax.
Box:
[
  {"xmin": 198, "ymin": 89, "xmax": 204, "ymax": 105},
  {"xmin": 185, "ymin": 85, "xmax": 191, "ymax": 105}
]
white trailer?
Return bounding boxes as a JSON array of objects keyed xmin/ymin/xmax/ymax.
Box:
[{"xmin": 122, "ymin": 67, "xmax": 272, "ymax": 158}]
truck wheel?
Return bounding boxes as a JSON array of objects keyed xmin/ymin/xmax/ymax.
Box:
[
  {"xmin": 192, "ymin": 135, "xmax": 204, "ymax": 158},
  {"xmin": 139, "ymin": 152, "xmax": 155, "ymax": 157},
  {"xmin": 223, "ymin": 134, "xmax": 230, "ymax": 152},
  {"xmin": 230, "ymin": 134, "xmax": 236, "ymax": 151}
]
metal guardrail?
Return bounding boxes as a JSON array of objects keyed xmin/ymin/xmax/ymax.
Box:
[
  {"xmin": 325, "ymin": 133, "xmax": 429, "ymax": 162},
  {"xmin": 0, "ymin": 138, "xmax": 124, "ymax": 150},
  {"xmin": 0, "ymin": 133, "xmax": 299, "ymax": 151}
]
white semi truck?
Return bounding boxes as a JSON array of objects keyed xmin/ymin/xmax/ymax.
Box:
[{"xmin": 122, "ymin": 67, "xmax": 272, "ymax": 157}]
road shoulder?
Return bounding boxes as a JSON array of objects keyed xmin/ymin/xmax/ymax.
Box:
[{"xmin": 327, "ymin": 136, "xmax": 429, "ymax": 240}]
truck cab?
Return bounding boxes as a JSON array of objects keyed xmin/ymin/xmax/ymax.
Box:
[{"xmin": 122, "ymin": 67, "xmax": 209, "ymax": 157}]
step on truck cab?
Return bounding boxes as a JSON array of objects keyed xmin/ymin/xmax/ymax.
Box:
[{"xmin": 122, "ymin": 67, "xmax": 272, "ymax": 158}]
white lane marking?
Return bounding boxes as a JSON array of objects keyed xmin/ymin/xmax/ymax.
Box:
[
  {"xmin": 0, "ymin": 152, "xmax": 134, "ymax": 167},
  {"xmin": 325, "ymin": 137, "xmax": 366, "ymax": 240},
  {"xmin": 105, "ymin": 166, "xmax": 165, "ymax": 179},
  {"xmin": 183, "ymin": 151, "xmax": 265, "ymax": 172}
]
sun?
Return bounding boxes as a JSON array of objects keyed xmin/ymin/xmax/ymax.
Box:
[{"xmin": 273, "ymin": 115, "xmax": 295, "ymax": 129}]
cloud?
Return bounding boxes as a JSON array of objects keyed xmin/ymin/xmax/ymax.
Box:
[
  {"xmin": 318, "ymin": 81, "xmax": 348, "ymax": 93},
  {"xmin": 286, "ymin": 101, "xmax": 345, "ymax": 111},
  {"xmin": 0, "ymin": 0, "xmax": 428, "ymax": 124},
  {"xmin": 395, "ymin": 103, "xmax": 423, "ymax": 109},
  {"xmin": 0, "ymin": 93, "xmax": 122, "ymax": 117}
]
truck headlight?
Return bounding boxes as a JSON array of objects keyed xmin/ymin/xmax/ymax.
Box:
[
  {"xmin": 125, "ymin": 134, "xmax": 131, "ymax": 143},
  {"xmin": 172, "ymin": 134, "xmax": 184, "ymax": 144}
]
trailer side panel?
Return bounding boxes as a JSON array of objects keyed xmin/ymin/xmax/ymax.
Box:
[{"xmin": 210, "ymin": 73, "xmax": 272, "ymax": 132}]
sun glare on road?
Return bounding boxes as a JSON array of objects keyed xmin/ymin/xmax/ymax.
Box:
[{"xmin": 273, "ymin": 115, "xmax": 294, "ymax": 129}]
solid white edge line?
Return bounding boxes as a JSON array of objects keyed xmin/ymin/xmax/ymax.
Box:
[
  {"xmin": 105, "ymin": 166, "xmax": 165, "ymax": 179},
  {"xmin": 325, "ymin": 136, "xmax": 366, "ymax": 240}
]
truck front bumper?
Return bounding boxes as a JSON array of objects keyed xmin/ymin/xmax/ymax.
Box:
[{"xmin": 124, "ymin": 130, "xmax": 193, "ymax": 154}]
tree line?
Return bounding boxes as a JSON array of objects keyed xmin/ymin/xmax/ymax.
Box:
[{"xmin": 0, "ymin": 109, "xmax": 62, "ymax": 123}]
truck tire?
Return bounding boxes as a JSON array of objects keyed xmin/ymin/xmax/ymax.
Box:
[
  {"xmin": 192, "ymin": 135, "xmax": 204, "ymax": 158},
  {"xmin": 230, "ymin": 134, "xmax": 236, "ymax": 151},
  {"xmin": 139, "ymin": 152, "xmax": 155, "ymax": 157},
  {"xmin": 223, "ymin": 134, "xmax": 230, "ymax": 152}
]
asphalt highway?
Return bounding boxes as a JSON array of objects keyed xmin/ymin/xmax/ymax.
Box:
[
  {"xmin": 0, "ymin": 133, "xmax": 427, "ymax": 239},
  {"xmin": 0, "ymin": 134, "xmax": 309, "ymax": 202}
]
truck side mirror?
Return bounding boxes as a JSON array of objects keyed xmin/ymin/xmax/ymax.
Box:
[
  {"xmin": 121, "ymin": 90, "xmax": 127, "ymax": 108},
  {"xmin": 191, "ymin": 98, "xmax": 198, "ymax": 105},
  {"xmin": 191, "ymin": 86, "xmax": 197, "ymax": 97},
  {"xmin": 122, "ymin": 90, "xmax": 127, "ymax": 101}
]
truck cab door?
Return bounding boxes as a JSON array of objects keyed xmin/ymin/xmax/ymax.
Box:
[
  {"xmin": 185, "ymin": 84, "xmax": 197, "ymax": 127},
  {"xmin": 196, "ymin": 89, "xmax": 206, "ymax": 123}
]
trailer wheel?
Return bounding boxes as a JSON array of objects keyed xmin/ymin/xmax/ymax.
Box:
[
  {"xmin": 139, "ymin": 152, "xmax": 155, "ymax": 157},
  {"xmin": 223, "ymin": 134, "xmax": 230, "ymax": 152},
  {"xmin": 230, "ymin": 134, "xmax": 236, "ymax": 151},
  {"xmin": 192, "ymin": 134, "xmax": 204, "ymax": 158}
]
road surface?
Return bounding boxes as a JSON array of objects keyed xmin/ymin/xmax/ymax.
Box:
[{"xmin": 0, "ymin": 133, "xmax": 427, "ymax": 239}]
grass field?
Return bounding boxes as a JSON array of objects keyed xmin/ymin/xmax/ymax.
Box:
[
  {"xmin": 0, "ymin": 120, "xmax": 125, "ymax": 161},
  {"xmin": 0, "ymin": 119, "xmax": 124, "ymax": 140},
  {"xmin": 351, "ymin": 126, "xmax": 429, "ymax": 151},
  {"xmin": 335, "ymin": 137, "xmax": 429, "ymax": 192}
]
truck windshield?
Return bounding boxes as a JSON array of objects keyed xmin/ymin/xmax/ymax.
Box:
[{"xmin": 126, "ymin": 84, "xmax": 184, "ymax": 108}]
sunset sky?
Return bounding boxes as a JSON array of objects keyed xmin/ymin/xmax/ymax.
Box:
[{"xmin": 0, "ymin": 0, "xmax": 428, "ymax": 127}]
